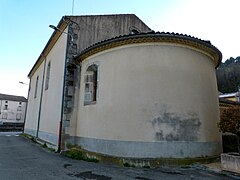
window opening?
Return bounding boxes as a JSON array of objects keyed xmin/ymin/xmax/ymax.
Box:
[
  {"xmin": 45, "ymin": 61, "xmax": 51, "ymax": 90},
  {"xmin": 17, "ymin": 106, "xmax": 22, "ymax": 111},
  {"xmin": 16, "ymin": 113, "xmax": 21, "ymax": 120},
  {"xmin": 3, "ymin": 105, "xmax": 8, "ymax": 110},
  {"xmin": 34, "ymin": 76, "xmax": 39, "ymax": 98},
  {"xmin": 2, "ymin": 112, "xmax": 7, "ymax": 119},
  {"xmin": 84, "ymin": 64, "xmax": 98, "ymax": 105}
]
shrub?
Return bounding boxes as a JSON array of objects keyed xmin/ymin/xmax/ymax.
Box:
[{"xmin": 218, "ymin": 107, "xmax": 240, "ymax": 153}]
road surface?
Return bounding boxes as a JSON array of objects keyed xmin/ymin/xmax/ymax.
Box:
[{"xmin": 0, "ymin": 132, "xmax": 236, "ymax": 179}]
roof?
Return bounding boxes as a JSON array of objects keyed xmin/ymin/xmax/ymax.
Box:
[
  {"xmin": 219, "ymin": 92, "xmax": 239, "ymax": 98},
  {"xmin": 77, "ymin": 31, "xmax": 222, "ymax": 68},
  {"xmin": 27, "ymin": 16, "xmax": 68, "ymax": 78},
  {"xmin": 27, "ymin": 14, "xmax": 149, "ymax": 78},
  {"xmin": 219, "ymin": 98, "xmax": 240, "ymax": 106},
  {"xmin": 0, "ymin": 94, "xmax": 27, "ymax": 102},
  {"xmin": 219, "ymin": 91, "xmax": 240, "ymax": 98}
]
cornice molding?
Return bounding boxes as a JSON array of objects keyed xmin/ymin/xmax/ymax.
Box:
[{"xmin": 77, "ymin": 32, "xmax": 222, "ymax": 68}]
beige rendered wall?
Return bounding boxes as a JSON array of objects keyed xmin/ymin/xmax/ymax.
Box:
[
  {"xmin": 65, "ymin": 14, "xmax": 151, "ymax": 141},
  {"xmin": 25, "ymin": 62, "xmax": 45, "ymax": 136},
  {"xmin": 37, "ymin": 30, "xmax": 67, "ymax": 145},
  {"xmin": 75, "ymin": 43, "xmax": 221, "ymax": 158},
  {"xmin": 25, "ymin": 28, "xmax": 67, "ymax": 145}
]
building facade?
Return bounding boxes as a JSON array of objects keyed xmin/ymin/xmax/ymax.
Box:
[
  {"xmin": 72, "ymin": 32, "xmax": 222, "ymax": 158},
  {"xmin": 0, "ymin": 94, "xmax": 27, "ymax": 126},
  {"xmin": 24, "ymin": 14, "xmax": 151, "ymax": 147},
  {"xmin": 25, "ymin": 14, "xmax": 222, "ymax": 159}
]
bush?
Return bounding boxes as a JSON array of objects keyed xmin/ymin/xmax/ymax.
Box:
[
  {"xmin": 218, "ymin": 107, "xmax": 240, "ymax": 153},
  {"xmin": 64, "ymin": 148, "xmax": 99, "ymax": 162}
]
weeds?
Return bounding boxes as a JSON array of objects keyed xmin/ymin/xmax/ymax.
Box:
[{"xmin": 64, "ymin": 148, "xmax": 99, "ymax": 163}]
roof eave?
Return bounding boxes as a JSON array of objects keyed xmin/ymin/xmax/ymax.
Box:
[{"xmin": 27, "ymin": 16, "xmax": 68, "ymax": 78}]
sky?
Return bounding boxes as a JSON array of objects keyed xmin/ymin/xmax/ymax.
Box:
[{"xmin": 0, "ymin": 0, "xmax": 240, "ymax": 98}]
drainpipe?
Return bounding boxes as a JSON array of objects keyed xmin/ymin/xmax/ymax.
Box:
[
  {"xmin": 36, "ymin": 54, "xmax": 47, "ymax": 138},
  {"xmin": 57, "ymin": 25, "xmax": 70, "ymax": 153},
  {"xmin": 0, "ymin": 100, "xmax": 2, "ymax": 124}
]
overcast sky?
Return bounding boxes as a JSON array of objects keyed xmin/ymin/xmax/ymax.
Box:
[{"xmin": 0, "ymin": 0, "xmax": 239, "ymax": 97}]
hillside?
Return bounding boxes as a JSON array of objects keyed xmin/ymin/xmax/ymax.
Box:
[{"xmin": 216, "ymin": 56, "xmax": 240, "ymax": 93}]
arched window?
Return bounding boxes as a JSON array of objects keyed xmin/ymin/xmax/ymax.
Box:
[
  {"xmin": 129, "ymin": 26, "xmax": 140, "ymax": 34},
  {"xmin": 84, "ymin": 64, "xmax": 98, "ymax": 105}
]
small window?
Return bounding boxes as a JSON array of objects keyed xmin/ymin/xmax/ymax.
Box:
[
  {"xmin": 19, "ymin": 102, "xmax": 22, "ymax": 105},
  {"xmin": 84, "ymin": 64, "xmax": 98, "ymax": 105},
  {"xmin": 2, "ymin": 112, "xmax": 7, "ymax": 119},
  {"xmin": 5, "ymin": 101, "xmax": 8, "ymax": 103},
  {"xmin": 17, "ymin": 106, "xmax": 22, "ymax": 111},
  {"xmin": 45, "ymin": 61, "xmax": 51, "ymax": 90},
  {"xmin": 34, "ymin": 76, "xmax": 39, "ymax": 98},
  {"xmin": 16, "ymin": 113, "xmax": 21, "ymax": 120},
  {"xmin": 129, "ymin": 26, "xmax": 140, "ymax": 34},
  {"xmin": 3, "ymin": 105, "xmax": 8, "ymax": 110}
]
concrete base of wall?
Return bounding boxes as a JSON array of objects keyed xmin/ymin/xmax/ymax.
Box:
[
  {"xmin": 221, "ymin": 153, "xmax": 240, "ymax": 174},
  {"xmin": 24, "ymin": 128, "xmax": 58, "ymax": 146},
  {"xmin": 61, "ymin": 146, "xmax": 220, "ymax": 167},
  {"xmin": 66, "ymin": 136, "xmax": 222, "ymax": 159}
]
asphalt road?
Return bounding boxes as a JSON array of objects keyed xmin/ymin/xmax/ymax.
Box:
[{"xmin": 0, "ymin": 132, "xmax": 236, "ymax": 180}]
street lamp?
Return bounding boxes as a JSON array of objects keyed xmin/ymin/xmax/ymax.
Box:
[{"xmin": 49, "ymin": 25, "xmax": 73, "ymax": 42}]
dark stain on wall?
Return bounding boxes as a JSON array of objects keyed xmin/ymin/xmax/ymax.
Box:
[{"xmin": 151, "ymin": 106, "xmax": 201, "ymax": 141}]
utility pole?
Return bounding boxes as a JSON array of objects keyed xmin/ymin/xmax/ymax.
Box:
[{"xmin": 72, "ymin": 0, "xmax": 74, "ymax": 15}]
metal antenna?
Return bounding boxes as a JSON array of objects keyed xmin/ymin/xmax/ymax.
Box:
[{"xmin": 72, "ymin": 0, "xmax": 74, "ymax": 15}]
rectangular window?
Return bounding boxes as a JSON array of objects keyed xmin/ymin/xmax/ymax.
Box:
[
  {"xmin": 45, "ymin": 61, "xmax": 51, "ymax": 90},
  {"xmin": 3, "ymin": 105, "xmax": 8, "ymax": 110},
  {"xmin": 2, "ymin": 112, "xmax": 7, "ymax": 119},
  {"xmin": 16, "ymin": 113, "xmax": 21, "ymax": 120},
  {"xmin": 34, "ymin": 76, "xmax": 39, "ymax": 98},
  {"xmin": 17, "ymin": 106, "xmax": 22, "ymax": 111}
]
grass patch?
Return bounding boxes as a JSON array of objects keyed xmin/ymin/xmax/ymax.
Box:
[
  {"xmin": 42, "ymin": 143, "xmax": 47, "ymax": 148},
  {"xmin": 64, "ymin": 148, "xmax": 99, "ymax": 163},
  {"xmin": 20, "ymin": 133, "xmax": 36, "ymax": 142},
  {"xmin": 143, "ymin": 165, "xmax": 150, "ymax": 168},
  {"xmin": 123, "ymin": 162, "xmax": 136, "ymax": 168}
]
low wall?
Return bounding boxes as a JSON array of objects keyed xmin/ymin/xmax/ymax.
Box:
[
  {"xmin": 221, "ymin": 153, "xmax": 240, "ymax": 174},
  {"xmin": 0, "ymin": 123, "xmax": 24, "ymax": 132}
]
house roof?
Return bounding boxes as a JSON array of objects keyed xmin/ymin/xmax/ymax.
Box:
[
  {"xmin": 219, "ymin": 98, "xmax": 240, "ymax": 106},
  {"xmin": 219, "ymin": 92, "xmax": 239, "ymax": 98},
  {"xmin": 0, "ymin": 94, "xmax": 27, "ymax": 102},
  {"xmin": 77, "ymin": 31, "xmax": 222, "ymax": 68}
]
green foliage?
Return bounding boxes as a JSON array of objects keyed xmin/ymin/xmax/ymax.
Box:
[
  {"xmin": 123, "ymin": 162, "xmax": 135, "ymax": 168},
  {"xmin": 42, "ymin": 143, "xmax": 47, "ymax": 148},
  {"xmin": 218, "ymin": 107, "xmax": 240, "ymax": 136},
  {"xmin": 218, "ymin": 107, "xmax": 240, "ymax": 153},
  {"xmin": 64, "ymin": 148, "xmax": 99, "ymax": 163},
  {"xmin": 216, "ymin": 56, "xmax": 240, "ymax": 93},
  {"xmin": 222, "ymin": 134, "xmax": 238, "ymax": 153}
]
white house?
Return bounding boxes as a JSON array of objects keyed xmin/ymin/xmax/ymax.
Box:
[
  {"xmin": 0, "ymin": 93, "xmax": 27, "ymax": 126},
  {"xmin": 24, "ymin": 14, "xmax": 222, "ymax": 159}
]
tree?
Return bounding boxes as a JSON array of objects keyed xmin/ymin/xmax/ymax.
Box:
[
  {"xmin": 218, "ymin": 107, "xmax": 240, "ymax": 153},
  {"xmin": 216, "ymin": 56, "xmax": 240, "ymax": 93}
]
